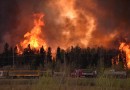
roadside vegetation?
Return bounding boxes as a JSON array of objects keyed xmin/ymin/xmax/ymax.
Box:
[{"xmin": 33, "ymin": 76, "xmax": 130, "ymax": 90}]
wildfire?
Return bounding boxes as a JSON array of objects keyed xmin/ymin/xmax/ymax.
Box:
[
  {"xmin": 51, "ymin": 0, "xmax": 96, "ymax": 48},
  {"xmin": 17, "ymin": 13, "xmax": 47, "ymax": 53},
  {"xmin": 119, "ymin": 42, "xmax": 130, "ymax": 68}
]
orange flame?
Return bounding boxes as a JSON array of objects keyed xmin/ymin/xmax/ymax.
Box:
[
  {"xmin": 17, "ymin": 13, "xmax": 47, "ymax": 53},
  {"xmin": 119, "ymin": 42, "xmax": 130, "ymax": 68}
]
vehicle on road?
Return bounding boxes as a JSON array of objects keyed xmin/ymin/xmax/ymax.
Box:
[
  {"xmin": 104, "ymin": 69, "xmax": 127, "ymax": 78},
  {"xmin": 70, "ymin": 69, "xmax": 97, "ymax": 78}
]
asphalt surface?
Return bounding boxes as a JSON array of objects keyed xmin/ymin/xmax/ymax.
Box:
[{"xmin": 0, "ymin": 78, "xmax": 39, "ymax": 85}]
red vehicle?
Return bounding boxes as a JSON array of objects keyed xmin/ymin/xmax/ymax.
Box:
[
  {"xmin": 71, "ymin": 69, "xmax": 83, "ymax": 77},
  {"xmin": 71, "ymin": 69, "xmax": 97, "ymax": 78}
]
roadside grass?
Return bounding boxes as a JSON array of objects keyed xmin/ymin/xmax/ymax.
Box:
[
  {"xmin": 0, "ymin": 76, "xmax": 130, "ymax": 90},
  {"xmin": 32, "ymin": 75, "xmax": 130, "ymax": 90},
  {"xmin": 0, "ymin": 79, "xmax": 37, "ymax": 90}
]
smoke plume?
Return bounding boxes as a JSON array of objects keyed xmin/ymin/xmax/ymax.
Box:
[{"xmin": 0, "ymin": 0, "xmax": 130, "ymax": 52}]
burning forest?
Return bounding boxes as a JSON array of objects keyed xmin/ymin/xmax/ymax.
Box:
[
  {"xmin": 17, "ymin": 13, "xmax": 47, "ymax": 54},
  {"xmin": 0, "ymin": 0, "xmax": 130, "ymax": 71}
]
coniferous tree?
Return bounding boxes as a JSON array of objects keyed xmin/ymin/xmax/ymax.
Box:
[
  {"xmin": 2, "ymin": 43, "xmax": 10, "ymax": 66},
  {"xmin": 23, "ymin": 44, "xmax": 34, "ymax": 66},
  {"xmin": 118, "ymin": 51, "xmax": 127, "ymax": 70},
  {"xmin": 56, "ymin": 47, "xmax": 62, "ymax": 63},
  {"xmin": 47, "ymin": 47, "xmax": 52, "ymax": 63},
  {"xmin": 40, "ymin": 46, "xmax": 46, "ymax": 67},
  {"xmin": 9, "ymin": 47, "xmax": 13, "ymax": 66}
]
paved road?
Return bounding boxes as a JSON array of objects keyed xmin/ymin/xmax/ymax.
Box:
[{"xmin": 0, "ymin": 78, "xmax": 39, "ymax": 85}]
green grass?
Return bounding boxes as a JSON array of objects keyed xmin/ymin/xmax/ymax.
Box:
[
  {"xmin": 0, "ymin": 76, "xmax": 130, "ymax": 90},
  {"xmin": 32, "ymin": 76, "xmax": 130, "ymax": 90},
  {"xmin": 0, "ymin": 79, "xmax": 37, "ymax": 90}
]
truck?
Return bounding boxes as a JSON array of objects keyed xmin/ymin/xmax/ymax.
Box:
[
  {"xmin": 0, "ymin": 70, "xmax": 41, "ymax": 79},
  {"xmin": 70, "ymin": 69, "xmax": 97, "ymax": 78},
  {"xmin": 104, "ymin": 69, "xmax": 127, "ymax": 78},
  {"xmin": 8, "ymin": 70, "xmax": 41, "ymax": 78}
]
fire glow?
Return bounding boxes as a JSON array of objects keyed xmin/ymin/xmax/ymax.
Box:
[
  {"xmin": 51, "ymin": 0, "xmax": 96, "ymax": 48},
  {"xmin": 17, "ymin": 13, "xmax": 47, "ymax": 53},
  {"xmin": 119, "ymin": 42, "xmax": 130, "ymax": 68}
]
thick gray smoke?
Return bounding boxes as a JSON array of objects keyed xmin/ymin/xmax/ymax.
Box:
[{"xmin": 0, "ymin": 0, "xmax": 130, "ymax": 52}]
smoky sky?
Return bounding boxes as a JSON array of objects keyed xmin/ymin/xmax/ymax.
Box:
[{"xmin": 0, "ymin": 0, "xmax": 130, "ymax": 51}]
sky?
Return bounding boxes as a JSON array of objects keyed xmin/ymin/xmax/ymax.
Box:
[{"xmin": 0, "ymin": 0, "xmax": 130, "ymax": 51}]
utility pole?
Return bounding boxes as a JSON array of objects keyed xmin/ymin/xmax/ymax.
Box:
[{"xmin": 13, "ymin": 47, "xmax": 14, "ymax": 69}]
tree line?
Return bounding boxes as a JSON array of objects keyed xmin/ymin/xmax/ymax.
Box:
[{"xmin": 0, "ymin": 43, "xmax": 127, "ymax": 70}]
